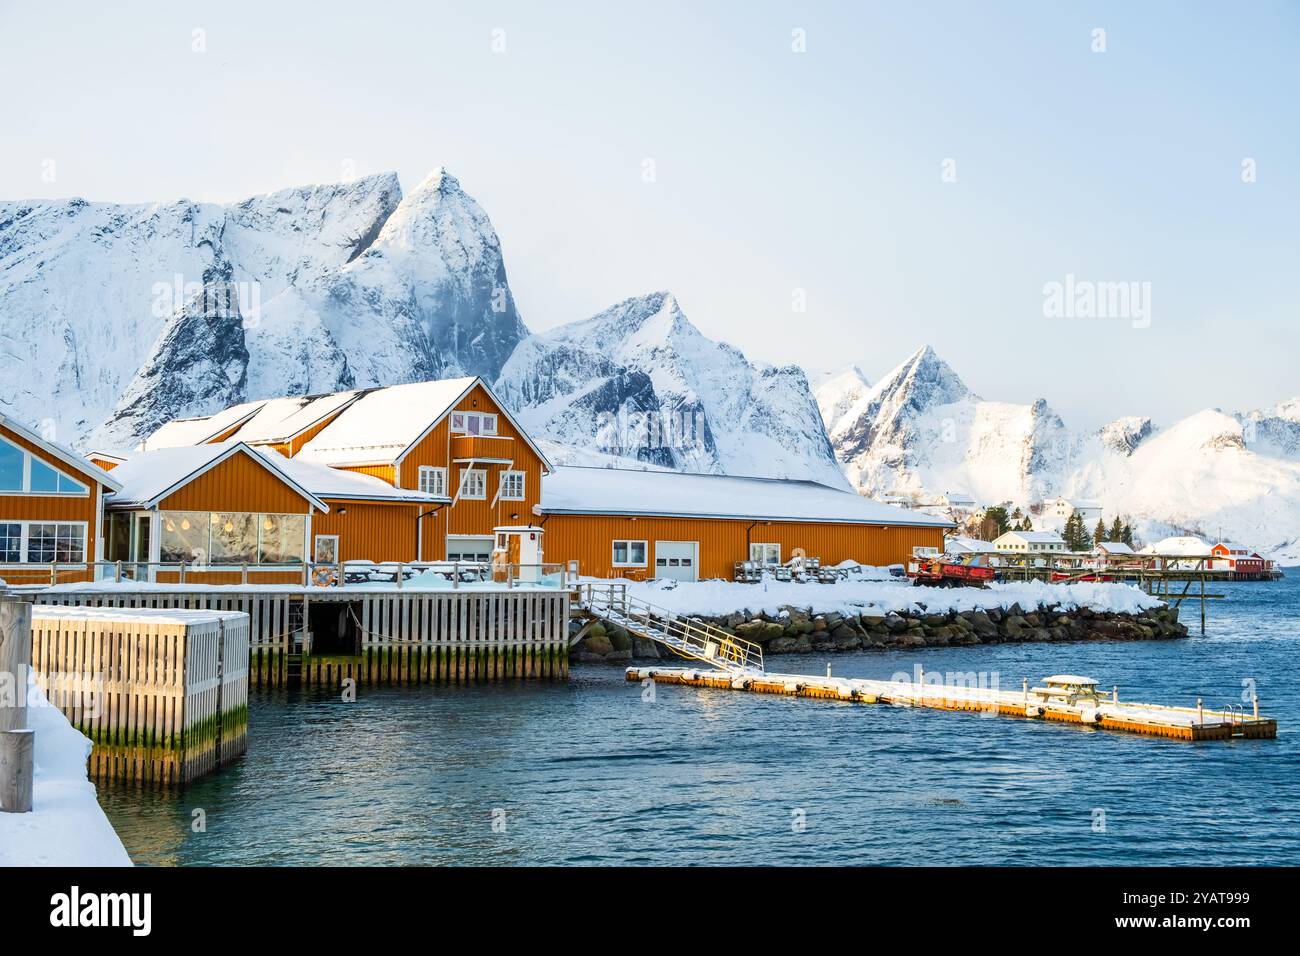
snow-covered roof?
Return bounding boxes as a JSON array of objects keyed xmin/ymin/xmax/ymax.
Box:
[
  {"xmin": 292, "ymin": 377, "xmax": 474, "ymax": 465},
  {"xmin": 996, "ymin": 531, "xmax": 1066, "ymax": 543},
  {"xmin": 945, "ymin": 536, "xmax": 999, "ymax": 553},
  {"xmin": 254, "ymin": 448, "xmax": 448, "ymax": 504},
  {"xmin": 1211, "ymin": 542, "xmax": 1251, "ymax": 553},
  {"xmin": 224, "ymin": 390, "xmax": 364, "ymax": 444},
  {"xmin": 1094, "ymin": 541, "xmax": 1136, "ymax": 554},
  {"xmin": 105, "ymin": 442, "xmax": 328, "ymax": 512},
  {"xmin": 139, "ymin": 401, "xmax": 265, "ymax": 449},
  {"xmin": 296, "ymin": 376, "xmax": 554, "ymax": 472},
  {"xmin": 0, "ymin": 412, "xmax": 122, "ymax": 492},
  {"xmin": 540, "ymin": 467, "xmax": 952, "ymax": 527},
  {"xmin": 1139, "ymin": 535, "xmax": 1210, "ymax": 555}
]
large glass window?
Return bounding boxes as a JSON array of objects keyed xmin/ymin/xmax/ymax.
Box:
[
  {"xmin": 0, "ymin": 441, "xmax": 23, "ymax": 491},
  {"xmin": 209, "ymin": 513, "xmax": 257, "ymax": 564},
  {"xmin": 0, "ymin": 437, "xmax": 88, "ymax": 494},
  {"xmin": 158, "ymin": 511, "xmax": 307, "ymax": 565},
  {"xmin": 160, "ymin": 512, "xmax": 209, "ymax": 564},
  {"xmin": 259, "ymin": 514, "xmax": 306, "ymax": 563}
]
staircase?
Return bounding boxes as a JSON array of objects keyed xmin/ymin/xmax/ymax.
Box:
[{"xmin": 577, "ymin": 583, "xmax": 764, "ymax": 675}]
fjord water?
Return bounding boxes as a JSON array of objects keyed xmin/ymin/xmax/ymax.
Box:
[{"xmin": 100, "ymin": 576, "xmax": 1300, "ymax": 866}]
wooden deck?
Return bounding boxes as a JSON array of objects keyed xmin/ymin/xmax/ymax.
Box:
[{"xmin": 626, "ymin": 666, "xmax": 1277, "ymax": 742}]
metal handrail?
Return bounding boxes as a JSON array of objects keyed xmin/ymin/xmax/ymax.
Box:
[{"xmin": 580, "ymin": 582, "xmax": 764, "ymax": 673}]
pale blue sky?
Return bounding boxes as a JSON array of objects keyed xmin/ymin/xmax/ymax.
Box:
[{"xmin": 2, "ymin": 0, "xmax": 1296, "ymax": 428}]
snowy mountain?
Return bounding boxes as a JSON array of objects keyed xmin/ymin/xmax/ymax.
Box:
[
  {"xmin": 0, "ymin": 168, "xmax": 526, "ymax": 447},
  {"xmin": 496, "ymin": 292, "xmax": 848, "ymax": 488},
  {"xmin": 814, "ymin": 345, "xmax": 1300, "ymax": 561}
]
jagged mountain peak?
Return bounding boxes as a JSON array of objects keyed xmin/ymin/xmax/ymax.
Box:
[
  {"xmin": 495, "ymin": 293, "xmax": 847, "ymax": 487},
  {"xmin": 4, "ymin": 166, "xmax": 528, "ymax": 445}
]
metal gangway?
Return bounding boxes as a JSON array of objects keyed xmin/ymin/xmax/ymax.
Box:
[{"xmin": 575, "ymin": 582, "xmax": 764, "ymax": 675}]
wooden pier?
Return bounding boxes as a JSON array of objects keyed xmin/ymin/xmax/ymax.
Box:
[
  {"xmin": 627, "ymin": 666, "xmax": 1277, "ymax": 742},
  {"xmin": 34, "ymin": 585, "xmax": 570, "ymax": 687},
  {"xmin": 30, "ymin": 606, "xmax": 250, "ymax": 784}
]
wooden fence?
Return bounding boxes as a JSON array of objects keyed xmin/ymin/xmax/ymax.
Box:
[
  {"xmin": 29, "ymin": 606, "xmax": 249, "ymax": 785},
  {"xmin": 34, "ymin": 587, "xmax": 570, "ymax": 687}
]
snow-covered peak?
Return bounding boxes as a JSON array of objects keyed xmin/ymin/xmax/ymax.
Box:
[
  {"xmin": 811, "ymin": 365, "xmax": 871, "ymax": 435},
  {"xmin": 495, "ymin": 293, "xmax": 847, "ymax": 487},
  {"xmin": 1096, "ymin": 416, "xmax": 1154, "ymax": 456}
]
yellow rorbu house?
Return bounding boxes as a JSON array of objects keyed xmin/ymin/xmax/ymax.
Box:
[
  {"xmin": 64, "ymin": 374, "xmax": 949, "ymax": 582},
  {"xmin": 0, "ymin": 413, "xmax": 122, "ymax": 585},
  {"xmin": 91, "ymin": 377, "xmax": 551, "ymax": 579}
]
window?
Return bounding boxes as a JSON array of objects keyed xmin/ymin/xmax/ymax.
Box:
[
  {"xmin": 499, "ymin": 471, "xmax": 525, "ymax": 501},
  {"xmin": 418, "ymin": 465, "xmax": 447, "ymax": 497},
  {"xmin": 0, "ymin": 436, "xmax": 88, "ymax": 495},
  {"xmin": 750, "ymin": 542, "xmax": 781, "ymax": 565},
  {"xmin": 21, "ymin": 522, "xmax": 85, "ymax": 564},
  {"xmin": 0, "ymin": 523, "xmax": 20, "ymax": 563},
  {"xmin": 160, "ymin": 512, "xmax": 209, "ymax": 563},
  {"xmin": 458, "ymin": 468, "xmax": 486, "ymax": 500},
  {"xmin": 258, "ymin": 514, "xmax": 306, "ymax": 564},
  {"xmin": 159, "ymin": 511, "xmax": 307, "ymax": 565},
  {"xmin": 450, "ymin": 411, "xmax": 498, "ymax": 437},
  {"xmin": 612, "ymin": 540, "xmax": 647, "ymax": 567}
]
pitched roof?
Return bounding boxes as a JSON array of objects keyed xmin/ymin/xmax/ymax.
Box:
[
  {"xmin": 997, "ymin": 530, "xmax": 1065, "ymax": 543},
  {"xmin": 140, "ymin": 401, "xmax": 266, "ymax": 449},
  {"xmin": 254, "ymin": 448, "xmax": 448, "ymax": 504},
  {"xmin": 292, "ymin": 378, "xmax": 478, "ymax": 466},
  {"xmin": 104, "ymin": 443, "xmax": 329, "ymax": 511},
  {"xmin": 539, "ymin": 467, "xmax": 953, "ymax": 527},
  {"xmin": 1094, "ymin": 541, "xmax": 1136, "ymax": 554},
  {"xmin": 0, "ymin": 412, "xmax": 122, "ymax": 492},
  {"xmin": 222, "ymin": 391, "xmax": 364, "ymax": 445}
]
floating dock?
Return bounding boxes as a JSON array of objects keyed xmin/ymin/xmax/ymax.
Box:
[{"xmin": 626, "ymin": 666, "xmax": 1277, "ymax": 742}]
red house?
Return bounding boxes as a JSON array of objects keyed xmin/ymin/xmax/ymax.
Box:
[{"xmin": 1210, "ymin": 542, "xmax": 1268, "ymax": 577}]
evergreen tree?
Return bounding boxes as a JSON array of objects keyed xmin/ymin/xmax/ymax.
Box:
[
  {"xmin": 1093, "ymin": 518, "xmax": 1106, "ymax": 546},
  {"xmin": 1108, "ymin": 516, "xmax": 1124, "ymax": 542},
  {"xmin": 984, "ymin": 505, "xmax": 1009, "ymax": 537},
  {"xmin": 1121, "ymin": 522, "xmax": 1134, "ymax": 546}
]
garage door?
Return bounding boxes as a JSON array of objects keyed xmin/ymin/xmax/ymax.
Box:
[
  {"xmin": 654, "ymin": 541, "xmax": 699, "ymax": 582},
  {"xmin": 446, "ymin": 536, "xmax": 495, "ymax": 563}
]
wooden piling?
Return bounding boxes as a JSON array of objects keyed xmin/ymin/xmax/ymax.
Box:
[{"xmin": 0, "ymin": 730, "xmax": 35, "ymax": 812}]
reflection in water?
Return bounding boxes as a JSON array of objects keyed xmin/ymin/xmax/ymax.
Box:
[{"xmin": 98, "ymin": 578, "xmax": 1300, "ymax": 865}]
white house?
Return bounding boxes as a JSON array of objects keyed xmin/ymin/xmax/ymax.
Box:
[
  {"xmin": 992, "ymin": 530, "xmax": 1067, "ymax": 553},
  {"xmin": 1043, "ymin": 496, "xmax": 1103, "ymax": 527},
  {"xmin": 1091, "ymin": 541, "xmax": 1138, "ymax": 567},
  {"xmin": 940, "ymin": 491, "xmax": 977, "ymax": 512}
]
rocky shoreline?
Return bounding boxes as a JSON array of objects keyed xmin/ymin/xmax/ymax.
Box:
[{"xmin": 571, "ymin": 601, "xmax": 1188, "ymax": 663}]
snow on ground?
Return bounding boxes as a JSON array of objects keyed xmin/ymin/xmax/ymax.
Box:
[
  {"xmin": 620, "ymin": 577, "xmax": 1164, "ymax": 618},
  {"xmin": 0, "ymin": 671, "xmax": 131, "ymax": 866}
]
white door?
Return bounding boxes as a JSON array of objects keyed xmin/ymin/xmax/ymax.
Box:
[{"xmin": 654, "ymin": 541, "xmax": 698, "ymax": 582}]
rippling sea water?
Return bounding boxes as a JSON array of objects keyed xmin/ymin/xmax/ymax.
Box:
[{"xmin": 100, "ymin": 575, "xmax": 1300, "ymax": 866}]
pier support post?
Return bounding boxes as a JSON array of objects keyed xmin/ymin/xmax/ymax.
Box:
[
  {"xmin": 0, "ymin": 595, "xmax": 34, "ymax": 814},
  {"xmin": 0, "ymin": 730, "xmax": 34, "ymax": 813}
]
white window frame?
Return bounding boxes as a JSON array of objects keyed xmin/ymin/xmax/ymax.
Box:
[
  {"xmin": 458, "ymin": 468, "xmax": 487, "ymax": 500},
  {"xmin": 418, "ymin": 465, "xmax": 447, "ymax": 497},
  {"xmin": 749, "ymin": 542, "xmax": 781, "ymax": 565},
  {"xmin": 0, "ymin": 435, "xmax": 89, "ymax": 497},
  {"xmin": 0, "ymin": 519, "xmax": 89, "ymax": 565},
  {"xmin": 498, "ymin": 470, "xmax": 526, "ymax": 501},
  {"xmin": 612, "ymin": 539, "xmax": 648, "ymax": 567},
  {"xmin": 449, "ymin": 411, "xmax": 499, "ymax": 437},
  {"xmin": 314, "ymin": 534, "xmax": 340, "ymax": 565}
]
